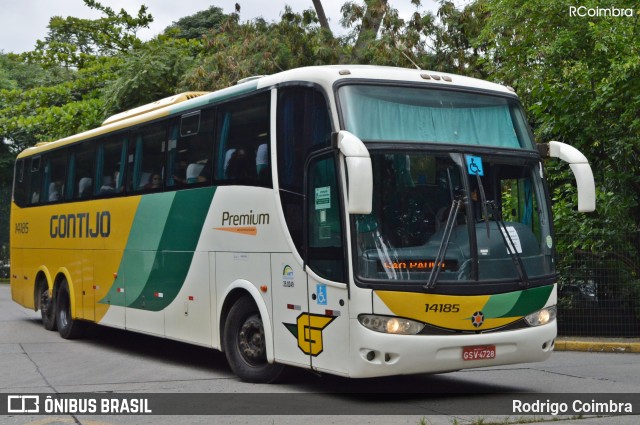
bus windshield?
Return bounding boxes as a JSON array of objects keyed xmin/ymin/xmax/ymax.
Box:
[
  {"xmin": 338, "ymin": 85, "xmax": 535, "ymax": 149},
  {"xmin": 353, "ymin": 151, "xmax": 554, "ymax": 285}
]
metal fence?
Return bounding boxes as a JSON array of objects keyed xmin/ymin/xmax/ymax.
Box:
[{"xmin": 556, "ymin": 233, "xmax": 640, "ymax": 337}]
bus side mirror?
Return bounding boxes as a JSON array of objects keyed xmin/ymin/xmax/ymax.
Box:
[
  {"xmin": 336, "ymin": 131, "xmax": 373, "ymax": 214},
  {"xmin": 539, "ymin": 141, "xmax": 596, "ymax": 212}
]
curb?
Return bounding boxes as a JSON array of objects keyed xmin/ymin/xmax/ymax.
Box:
[{"xmin": 554, "ymin": 340, "xmax": 640, "ymax": 353}]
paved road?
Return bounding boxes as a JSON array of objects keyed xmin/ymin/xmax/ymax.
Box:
[{"xmin": 1, "ymin": 284, "xmax": 638, "ymax": 425}]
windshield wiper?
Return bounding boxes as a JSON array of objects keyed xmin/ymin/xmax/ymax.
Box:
[
  {"xmin": 473, "ymin": 171, "xmax": 529, "ymax": 288},
  {"xmin": 485, "ymin": 200, "xmax": 530, "ymax": 288},
  {"xmin": 424, "ymin": 198, "xmax": 462, "ymax": 289},
  {"xmin": 475, "ymin": 173, "xmax": 490, "ymax": 238}
]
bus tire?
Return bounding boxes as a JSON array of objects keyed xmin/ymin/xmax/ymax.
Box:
[
  {"xmin": 223, "ymin": 296, "xmax": 283, "ymax": 383},
  {"xmin": 39, "ymin": 282, "xmax": 57, "ymax": 331},
  {"xmin": 56, "ymin": 279, "xmax": 84, "ymax": 340}
]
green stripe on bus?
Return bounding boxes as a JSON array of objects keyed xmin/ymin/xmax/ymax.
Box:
[
  {"xmin": 100, "ymin": 193, "xmax": 175, "ymax": 306},
  {"xmin": 482, "ymin": 286, "xmax": 553, "ymax": 318},
  {"xmin": 502, "ymin": 285, "xmax": 553, "ymax": 318},
  {"xmin": 100, "ymin": 187, "xmax": 215, "ymax": 311},
  {"xmin": 127, "ymin": 187, "xmax": 215, "ymax": 311},
  {"xmin": 480, "ymin": 291, "xmax": 521, "ymax": 318},
  {"xmin": 482, "ymin": 285, "xmax": 553, "ymax": 319}
]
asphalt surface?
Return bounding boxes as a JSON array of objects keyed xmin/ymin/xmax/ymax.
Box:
[{"xmin": 1, "ymin": 283, "xmax": 638, "ymax": 425}]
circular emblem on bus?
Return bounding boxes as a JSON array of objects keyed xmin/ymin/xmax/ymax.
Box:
[{"xmin": 471, "ymin": 311, "xmax": 485, "ymax": 328}]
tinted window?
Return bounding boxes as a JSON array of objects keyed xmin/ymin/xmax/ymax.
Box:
[
  {"xmin": 97, "ymin": 136, "xmax": 127, "ymax": 196},
  {"xmin": 215, "ymin": 92, "xmax": 271, "ymax": 186},
  {"xmin": 168, "ymin": 109, "xmax": 215, "ymax": 188},
  {"xmin": 28, "ymin": 156, "xmax": 42, "ymax": 205},
  {"xmin": 42, "ymin": 150, "xmax": 67, "ymax": 203},
  {"xmin": 277, "ymin": 86, "xmax": 332, "ymax": 254},
  {"xmin": 129, "ymin": 123, "xmax": 167, "ymax": 192},
  {"xmin": 13, "ymin": 160, "xmax": 26, "ymax": 207},
  {"xmin": 307, "ymin": 154, "xmax": 345, "ymax": 282}
]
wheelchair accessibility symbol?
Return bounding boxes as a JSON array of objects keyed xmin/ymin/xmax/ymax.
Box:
[
  {"xmin": 466, "ymin": 155, "xmax": 484, "ymax": 176},
  {"xmin": 316, "ymin": 284, "xmax": 327, "ymax": 305}
]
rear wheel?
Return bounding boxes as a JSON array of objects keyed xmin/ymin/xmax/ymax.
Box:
[
  {"xmin": 39, "ymin": 282, "xmax": 56, "ymax": 331},
  {"xmin": 56, "ymin": 279, "xmax": 84, "ymax": 339},
  {"xmin": 223, "ymin": 296, "xmax": 284, "ymax": 383}
]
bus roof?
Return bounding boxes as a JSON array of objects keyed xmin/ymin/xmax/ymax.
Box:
[
  {"xmin": 17, "ymin": 65, "xmax": 516, "ymax": 159},
  {"xmin": 257, "ymin": 65, "xmax": 516, "ymax": 96}
]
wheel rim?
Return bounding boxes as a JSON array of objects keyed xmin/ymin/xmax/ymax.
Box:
[{"xmin": 237, "ymin": 314, "xmax": 266, "ymax": 366}]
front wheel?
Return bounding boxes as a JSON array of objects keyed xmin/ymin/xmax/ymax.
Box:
[
  {"xmin": 223, "ymin": 296, "xmax": 284, "ymax": 383},
  {"xmin": 56, "ymin": 279, "xmax": 84, "ymax": 339}
]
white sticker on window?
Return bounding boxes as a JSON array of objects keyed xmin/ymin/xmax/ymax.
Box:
[
  {"xmin": 315, "ymin": 186, "xmax": 331, "ymax": 210},
  {"xmin": 501, "ymin": 226, "xmax": 523, "ymax": 254}
]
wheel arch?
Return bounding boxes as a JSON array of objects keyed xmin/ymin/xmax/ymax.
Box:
[
  {"xmin": 218, "ymin": 280, "xmax": 274, "ymax": 363},
  {"xmin": 33, "ymin": 267, "xmax": 53, "ymax": 311}
]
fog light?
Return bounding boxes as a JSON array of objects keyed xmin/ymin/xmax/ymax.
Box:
[{"xmin": 525, "ymin": 306, "xmax": 557, "ymax": 327}]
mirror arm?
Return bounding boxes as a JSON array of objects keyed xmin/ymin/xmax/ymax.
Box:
[{"xmin": 538, "ymin": 141, "xmax": 596, "ymax": 213}]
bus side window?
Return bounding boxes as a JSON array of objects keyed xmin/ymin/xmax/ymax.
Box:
[
  {"xmin": 13, "ymin": 160, "xmax": 26, "ymax": 207},
  {"xmin": 168, "ymin": 109, "xmax": 214, "ymax": 188},
  {"xmin": 215, "ymin": 92, "xmax": 270, "ymax": 186},
  {"xmin": 28, "ymin": 156, "xmax": 42, "ymax": 205},
  {"xmin": 129, "ymin": 123, "xmax": 167, "ymax": 192},
  {"xmin": 277, "ymin": 86, "xmax": 333, "ymax": 255},
  {"xmin": 97, "ymin": 136, "xmax": 127, "ymax": 196},
  {"xmin": 42, "ymin": 150, "xmax": 67, "ymax": 203},
  {"xmin": 68, "ymin": 143, "xmax": 95, "ymax": 199}
]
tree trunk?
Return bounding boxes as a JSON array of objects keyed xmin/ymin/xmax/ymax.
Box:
[
  {"xmin": 312, "ymin": 0, "xmax": 332, "ymax": 36},
  {"xmin": 351, "ymin": 0, "xmax": 388, "ymax": 62}
]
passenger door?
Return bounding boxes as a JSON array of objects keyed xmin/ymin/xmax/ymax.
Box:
[{"xmin": 304, "ymin": 154, "xmax": 349, "ymax": 375}]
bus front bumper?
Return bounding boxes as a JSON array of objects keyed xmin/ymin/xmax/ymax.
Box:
[{"xmin": 346, "ymin": 318, "xmax": 556, "ymax": 378}]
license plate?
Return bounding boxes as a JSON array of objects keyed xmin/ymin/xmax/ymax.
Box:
[{"xmin": 462, "ymin": 345, "xmax": 496, "ymax": 361}]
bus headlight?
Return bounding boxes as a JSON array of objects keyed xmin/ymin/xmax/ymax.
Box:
[
  {"xmin": 525, "ymin": 306, "xmax": 557, "ymax": 327},
  {"xmin": 358, "ymin": 314, "xmax": 425, "ymax": 335}
]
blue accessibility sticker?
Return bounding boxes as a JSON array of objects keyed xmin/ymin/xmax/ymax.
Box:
[
  {"xmin": 316, "ymin": 284, "xmax": 327, "ymax": 306},
  {"xmin": 466, "ymin": 155, "xmax": 484, "ymax": 176}
]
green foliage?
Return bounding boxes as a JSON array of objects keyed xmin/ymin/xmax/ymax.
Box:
[
  {"xmin": 476, "ymin": 0, "xmax": 640, "ymax": 302},
  {"xmin": 478, "ymin": 0, "xmax": 639, "ymax": 238},
  {"xmin": 180, "ymin": 10, "xmax": 343, "ymax": 91},
  {"xmin": 102, "ymin": 37, "xmax": 201, "ymax": 115},
  {"xmin": 0, "ymin": 58, "xmax": 118, "ymax": 148},
  {"xmin": 23, "ymin": 0, "xmax": 153, "ymax": 69},
  {"xmin": 164, "ymin": 6, "xmax": 227, "ymax": 40},
  {"xmin": 1, "ymin": 53, "xmax": 75, "ymax": 90}
]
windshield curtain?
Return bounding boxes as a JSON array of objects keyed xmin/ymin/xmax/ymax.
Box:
[
  {"xmin": 354, "ymin": 152, "xmax": 553, "ymax": 285},
  {"xmin": 339, "ymin": 85, "xmax": 534, "ymax": 149}
]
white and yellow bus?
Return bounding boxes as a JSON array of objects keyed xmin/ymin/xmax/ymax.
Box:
[{"xmin": 10, "ymin": 66, "xmax": 595, "ymax": 382}]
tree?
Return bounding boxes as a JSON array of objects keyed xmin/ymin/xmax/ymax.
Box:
[
  {"xmin": 180, "ymin": 9, "xmax": 342, "ymax": 91},
  {"xmin": 342, "ymin": 0, "xmax": 390, "ymax": 61},
  {"xmin": 164, "ymin": 6, "xmax": 228, "ymax": 40},
  {"xmin": 102, "ymin": 37, "xmax": 201, "ymax": 115},
  {"xmin": 0, "ymin": 1, "xmax": 153, "ymax": 253},
  {"xmin": 476, "ymin": 0, "xmax": 640, "ymax": 304},
  {"xmin": 23, "ymin": 0, "xmax": 153, "ymax": 69}
]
